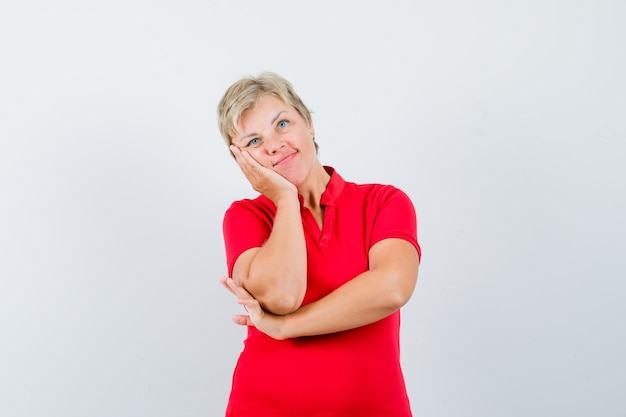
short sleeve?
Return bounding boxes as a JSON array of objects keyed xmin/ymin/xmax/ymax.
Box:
[
  {"xmin": 369, "ymin": 186, "xmax": 421, "ymax": 260},
  {"xmin": 222, "ymin": 199, "xmax": 274, "ymax": 276}
]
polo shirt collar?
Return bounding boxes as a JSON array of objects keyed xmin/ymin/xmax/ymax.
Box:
[{"xmin": 320, "ymin": 166, "xmax": 345, "ymax": 206}]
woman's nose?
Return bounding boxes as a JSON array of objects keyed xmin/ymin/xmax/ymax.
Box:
[{"xmin": 265, "ymin": 135, "xmax": 284, "ymax": 153}]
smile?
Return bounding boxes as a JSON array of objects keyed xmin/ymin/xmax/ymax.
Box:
[{"xmin": 273, "ymin": 152, "xmax": 297, "ymax": 167}]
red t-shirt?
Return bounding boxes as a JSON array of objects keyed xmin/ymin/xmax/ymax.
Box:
[{"xmin": 222, "ymin": 167, "xmax": 420, "ymax": 416}]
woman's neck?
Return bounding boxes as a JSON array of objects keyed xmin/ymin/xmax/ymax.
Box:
[{"xmin": 298, "ymin": 163, "xmax": 331, "ymax": 211}]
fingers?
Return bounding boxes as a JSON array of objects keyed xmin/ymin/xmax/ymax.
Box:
[
  {"xmin": 233, "ymin": 315, "xmax": 254, "ymax": 327},
  {"xmin": 220, "ymin": 276, "xmax": 260, "ymax": 316},
  {"xmin": 237, "ymin": 297, "xmax": 261, "ymax": 311},
  {"xmin": 220, "ymin": 276, "xmax": 255, "ymax": 301},
  {"xmin": 230, "ymin": 145, "xmax": 264, "ymax": 176},
  {"xmin": 218, "ymin": 276, "xmax": 237, "ymax": 296},
  {"xmin": 220, "ymin": 276, "xmax": 268, "ymax": 330}
]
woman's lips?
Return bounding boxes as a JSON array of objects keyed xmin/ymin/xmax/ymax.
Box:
[{"xmin": 273, "ymin": 152, "xmax": 296, "ymax": 167}]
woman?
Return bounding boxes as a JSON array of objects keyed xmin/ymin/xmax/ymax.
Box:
[{"xmin": 217, "ymin": 72, "xmax": 421, "ymax": 416}]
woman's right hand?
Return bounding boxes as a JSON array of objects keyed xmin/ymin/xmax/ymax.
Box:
[{"xmin": 230, "ymin": 145, "xmax": 297, "ymax": 205}]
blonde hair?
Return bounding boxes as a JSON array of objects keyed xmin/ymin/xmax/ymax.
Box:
[{"xmin": 217, "ymin": 72, "xmax": 317, "ymax": 152}]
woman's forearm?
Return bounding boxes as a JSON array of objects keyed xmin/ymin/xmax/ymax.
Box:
[
  {"xmin": 281, "ymin": 238, "xmax": 419, "ymax": 338},
  {"xmin": 237, "ymin": 195, "xmax": 307, "ymax": 315}
]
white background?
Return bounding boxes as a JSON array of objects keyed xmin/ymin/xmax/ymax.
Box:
[{"xmin": 1, "ymin": 1, "xmax": 624, "ymax": 416}]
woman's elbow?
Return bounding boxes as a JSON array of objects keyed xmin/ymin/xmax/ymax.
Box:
[
  {"xmin": 383, "ymin": 289, "xmax": 411, "ymax": 311},
  {"xmin": 386, "ymin": 275, "xmax": 417, "ymax": 310},
  {"xmin": 262, "ymin": 293, "xmax": 303, "ymax": 315},
  {"xmin": 244, "ymin": 271, "xmax": 306, "ymax": 315}
]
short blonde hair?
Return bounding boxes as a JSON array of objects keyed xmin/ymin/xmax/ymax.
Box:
[{"xmin": 217, "ymin": 72, "xmax": 316, "ymax": 152}]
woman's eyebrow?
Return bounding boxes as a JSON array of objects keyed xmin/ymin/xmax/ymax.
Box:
[
  {"xmin": 271, "ymin": 111, "xmax": 286, "ymax": 125},
  {"xmin": 237, "ymin": 132, "xmax": 259, "ymax": 144}
]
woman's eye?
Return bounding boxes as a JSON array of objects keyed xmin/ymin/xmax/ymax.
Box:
[
  {"xmin": 247, "ymin": 138, "xmax": 260, "ymax": 146},
  {"xmin": 278, "ymin": 120, "xmax": 288, "ymax": 129}
]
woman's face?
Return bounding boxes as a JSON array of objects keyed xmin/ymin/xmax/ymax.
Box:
[{"xmin": 232, "ymin": 94, "xmax": 317, "ymax": 187}]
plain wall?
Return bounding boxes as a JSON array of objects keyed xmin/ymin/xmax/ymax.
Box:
[{"xmin": 1, "ymin": 1, "xmax": 624, "ymax": 416}]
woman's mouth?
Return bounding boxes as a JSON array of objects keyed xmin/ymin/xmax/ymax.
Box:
[{"xmin": 273, "ymin": 152, "xmax": 297, "ymax": 167}]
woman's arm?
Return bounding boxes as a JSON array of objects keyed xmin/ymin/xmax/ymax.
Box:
[
  {"xmin": 231, "ymin": 196, "xmax": 306, "ymax": 315},
  {"xmin": 221, "ymin": 237, "xmax": 419, "ymax": 339},
  {"xmin": 228, "ymin": 146, "xmax": 307, "ymax": 315}
]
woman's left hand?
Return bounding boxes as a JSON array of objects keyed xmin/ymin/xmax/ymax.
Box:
[{"xmin": 219, "ymin": 276, "xmax": 289, "ymax": 340}]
